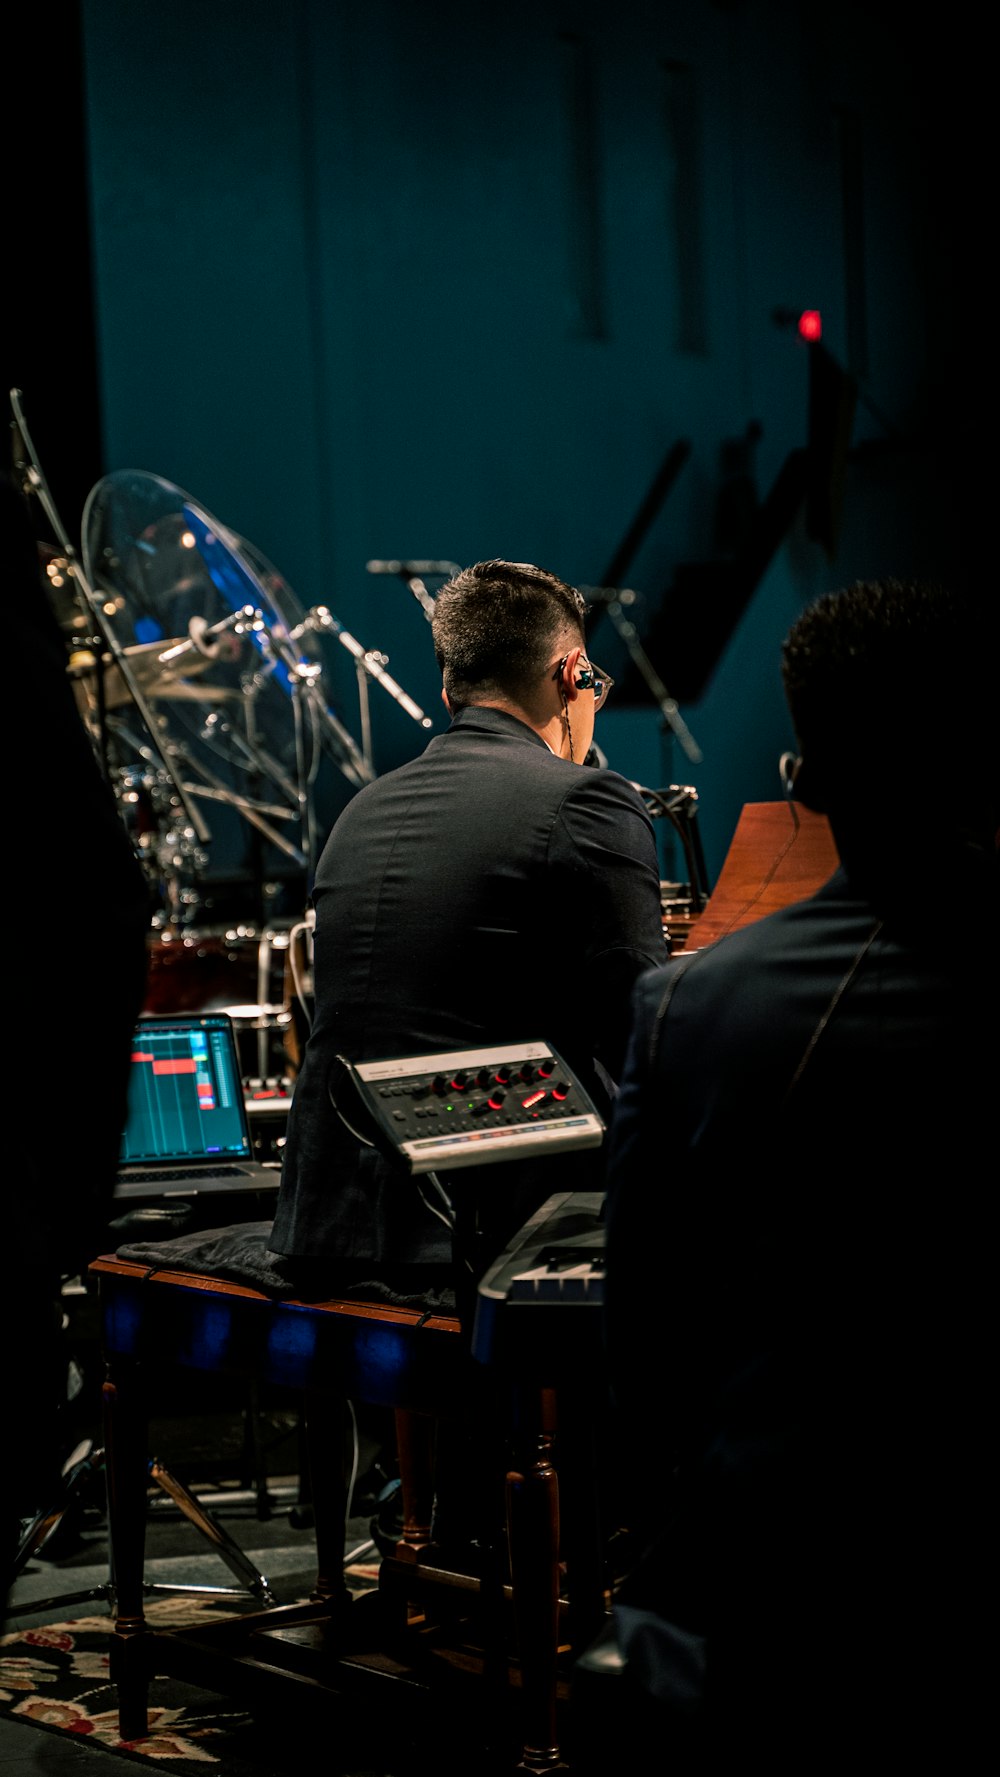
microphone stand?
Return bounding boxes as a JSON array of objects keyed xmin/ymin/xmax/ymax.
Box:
[
  {"xmin": 400, "ymin": 573, "xmax": 436, "ymax": 623},
  {"xmin": 355, "ymin": 655, "xmax": 374, "ymax": 780},
  {"xmin": 365, "ymin": 559, "xmax": 462, "ymax": 623},
  {"xmin": 9, "ymin": 386, "xmax": 211, "ymax": 846},
  {"xmin": 584, "ymin": 584, "xmax": 703, "ymax": 767}
]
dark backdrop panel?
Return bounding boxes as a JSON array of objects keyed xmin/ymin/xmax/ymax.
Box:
[{"xmin": 7, "ymin": 0, "xmax": 965, "ymax": 904}]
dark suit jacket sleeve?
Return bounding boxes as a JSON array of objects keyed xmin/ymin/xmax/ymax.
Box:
[{"xmin": 554, "ymin": 771, "xmax": 668, "ymax": 1082}]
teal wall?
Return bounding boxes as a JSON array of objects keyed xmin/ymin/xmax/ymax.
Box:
[{"xmin": 72, "ymin": 0, "xmax": 959, "ymax": 895}]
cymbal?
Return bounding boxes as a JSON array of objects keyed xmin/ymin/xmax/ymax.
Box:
[
  {"xmin": 124, "ymin": 638, "xmax": 214, "ymax": 681},
  {"xmin": 69, "ymin": 641, "xmax": 242, "ymax": 713},
  {"xmin": 70, "ymin": 637, "xmax": 211, "ymax": 676}
]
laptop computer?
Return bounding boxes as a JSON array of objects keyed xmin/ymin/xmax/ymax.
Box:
[{"xmin": 113, "ymin": 1012, "xmax": 283, "ymax": 1201}]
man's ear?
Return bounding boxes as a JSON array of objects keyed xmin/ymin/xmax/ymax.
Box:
[
  {"xmin": 788, "ymin": 752, "xmax": 827, "ymax": 812},
  {"xmin": 441, "ymin": 686, "xmax": 452, "ymax": 713},
  {"xmin": 560, "ymin": 645, "xmax": 585, "ymax": 702},
  {"xmin": 779, "ymin": 751, "xmax": 801, "ymax": 798}
]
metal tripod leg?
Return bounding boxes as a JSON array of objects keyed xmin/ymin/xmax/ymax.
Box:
[
  {"xmin": 147, "ymin": 1458, "xmax": 275, "ymax": 1602},
  {"xmin": 5, "ymin": 1442, "xmax": 111, "ymax": 1613},
  {"xmin": 4, "ymin": 1441, "xmax": 276, "ymax": 1619}
]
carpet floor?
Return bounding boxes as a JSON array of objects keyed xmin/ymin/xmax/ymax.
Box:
[{"xmin": 2, "ymin": 1402, "xmax": 545, "ymax": 1775}]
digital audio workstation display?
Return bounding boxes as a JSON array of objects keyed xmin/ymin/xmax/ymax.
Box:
[{"xmin": 119, "ymin": 1015, "xmax": 251, "ymax": 1164}]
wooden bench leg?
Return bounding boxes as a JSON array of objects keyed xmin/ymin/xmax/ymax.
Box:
[
  {"xmin": 379, "ymin": 1407, "xmax": 436, "ymax": 1628},
  {"xmin": 395, "ymin": 1407, "xmax": 436, "ymax": 1557},
  {"xmin": 102, "ymin": 1362, "xmax": 150, "ymax": 1742},
  {"xmin": 302, "ymin": 1392, "xmax": 352, "ymax": 1608},
  {"xmin": 507, "ymin": 1385, "xmax": 563, "ymax": 1773}
]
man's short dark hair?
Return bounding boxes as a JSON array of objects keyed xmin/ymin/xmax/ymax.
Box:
[
  {"xmin": 781, "ymin": 577, "xmax": 990, "ymax": 815},
  {"xmin": 432, "ymin": 560, "xmax": 587, "ymax": 708}
]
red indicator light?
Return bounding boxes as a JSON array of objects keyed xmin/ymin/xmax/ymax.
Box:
[
  {"xmin": 798, "ymin": 309, "xmax": 822, "ymax": 341},
  {"xmin": 522, "ymin": 1089, "xmax": 547, "ymax": 1109}
]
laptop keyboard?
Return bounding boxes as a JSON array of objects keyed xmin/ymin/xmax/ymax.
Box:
[{"xmin": 119, "ymin": 1164, "xmax": 251, "ymax": 1184}]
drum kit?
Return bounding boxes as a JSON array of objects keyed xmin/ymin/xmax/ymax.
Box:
[{"xmin": 12, "ymin": 388, "xmax": 438, "ymax": 1080}]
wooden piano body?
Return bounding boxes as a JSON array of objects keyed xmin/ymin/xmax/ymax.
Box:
[{"xmin": 679, "ymin": 798, "xmax": 839, "ymax": 951}]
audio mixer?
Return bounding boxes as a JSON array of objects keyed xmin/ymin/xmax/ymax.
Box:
[{"xmin": 345, "ymin": 1040, "xmax": 605, "ymax": 1173}]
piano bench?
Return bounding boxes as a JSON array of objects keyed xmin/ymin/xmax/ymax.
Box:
[{"xmin": 89, "ymin": 1251, "xmax": 569, "ymax": 1774}]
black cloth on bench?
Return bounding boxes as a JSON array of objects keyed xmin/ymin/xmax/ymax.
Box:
[{"xmin": 114, "ymin": 1220, "xmax": 458, "ymax": 1313}]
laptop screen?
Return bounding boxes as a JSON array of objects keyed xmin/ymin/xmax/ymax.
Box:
[{"xmin": 120, "ymin": 1014, "xmax": 254, "ymax": 1167}]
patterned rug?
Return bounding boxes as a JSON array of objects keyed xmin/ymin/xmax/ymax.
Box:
[{"xmin": 1, "ymin": 1558, "xmax": 382, "ymax": 1773}]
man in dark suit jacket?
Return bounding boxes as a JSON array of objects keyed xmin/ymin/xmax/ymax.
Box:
[
  {"xmin": 268, "ymin": 559, "xmax": 668, "ymax": 1312},
  {"xmin": 599, "ymin": 578, "xmax": 997, "ymax": 1769}
]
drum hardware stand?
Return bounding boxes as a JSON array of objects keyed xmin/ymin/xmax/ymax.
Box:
[
  {"xmin": 163, "ymin": 736, "xmax": 309, "ymax": 870},
  {"xmin": 254, "ymin": 642, "xmax": 334, "ymax": 885},
  {"xmin": 9, "ymin": 387, "xmax": 212, "ymax": 849},
  {"xmin": 288, "ymin": 668, "xmax": 323, "ymax": 882},
  {"xmin": 258, "ymin": 594, "xmax": 435, "ymax": 881},
  {"xmin": 245, "ymin": 607, "xmax": 377, "ymax": 885},
  {"xmin": 290, "ymin": 603, "xmax": 434, "ymax": 782},
  {"xmin": 156, "ymin": 603, "xmax": 260, "ymax": 669},
  {"xmin": 148, "ymin": 648, "xmax": 315, "ymax": 883},
  {"xmin": 99, "ymin": 712, "xmax": 209, "ymax": 921},
  {"xmin": 160, "ymin": 603, "xmax": 316, "ymax": 882},
  {"xmin": 6, "ymin": 1438, "xmax": 278, "ymax": 1621},
  {"xmin": 201, "ymin": 688, "xmax": 305, "ymax": 817},
  {"xmin": 177, "ymin": 525, "xmax": 376, "ymax": 797}
]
